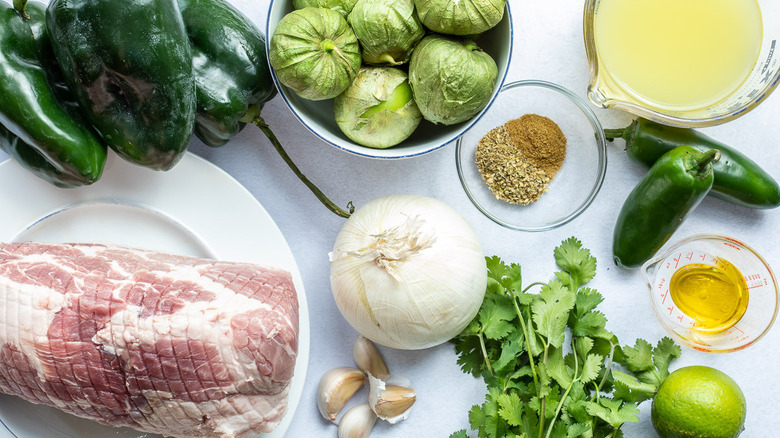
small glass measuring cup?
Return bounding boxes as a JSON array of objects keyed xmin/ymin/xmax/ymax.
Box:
[
  {"xmin": 642, "ymin": 234, "xmax": 779, "ymax": 353},
  {"xmin": 583, "ymin": 0, "xmax": 780, "ymax": 127}
]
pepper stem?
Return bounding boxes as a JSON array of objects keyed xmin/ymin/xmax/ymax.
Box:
[
  {"xmin": 249, "ymin": 114, "xmax": 354, "ymax": 218},
  {"xmin": 603, "ymin": 128, "xmax": 625, "ymax": 142},
  {"xmin": 13, "ymin": 0, "xmax": 29, "ymax": 19},
  {"xmin": 694, "ymin": 149, "xmax": 721, "ymax": 172}
]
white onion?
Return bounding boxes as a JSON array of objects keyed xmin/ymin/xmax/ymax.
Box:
[{"xmin": 329, "ymin": 194, "xmax": 487, "ymax": 350}]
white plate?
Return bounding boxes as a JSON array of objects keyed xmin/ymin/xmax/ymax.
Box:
[{"xmin": 0, "ymin": 153, "xmax": 309, "ymax": 438}]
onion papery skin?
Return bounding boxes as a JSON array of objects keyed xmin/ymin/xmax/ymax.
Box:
[{"xmin": 330, "ymin": 194, "xmax": 487, "ymax": 350}]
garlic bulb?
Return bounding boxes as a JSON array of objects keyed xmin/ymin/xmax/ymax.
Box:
[{"xmin": 330, "ymin": 194, "xmax": 487, "ymax": 350}]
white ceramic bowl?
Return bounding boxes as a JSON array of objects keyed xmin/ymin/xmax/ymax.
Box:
[{"xmin": 265, "ymin": 1, "xmax": 514, "ymax": 159}]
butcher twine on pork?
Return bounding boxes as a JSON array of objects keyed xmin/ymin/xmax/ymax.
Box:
[{"xmin": 0, "ymin": 241, "xmax": 299, "ymax": 437}]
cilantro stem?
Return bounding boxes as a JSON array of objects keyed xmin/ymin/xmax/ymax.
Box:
[
  {"xmin": 522, "ymin": 282, "xmax": 546, "ymax": 293},
  {"xmin": 538, "ymin": 344, "xmax": 550, "ymax": 438},
  {"xmin": 545, "ymin": 380, "xmax": 575, "ymax": 438},
  {"xmin": 595, "ymin": 340, "xmax": 616, "ymax": 395},
  {"xmin": 512, "ymin": 298, "xmax": 538, "ymax": 388},
  {"xmin": 545, "ymin": 337, "xmax": 582, "ymax": 438},
  {"xmin": 477, "ymin": 331, "xmax": 494, "ymax": 376}
]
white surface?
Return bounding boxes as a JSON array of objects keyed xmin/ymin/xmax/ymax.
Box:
[
  {"xmin": 1, "ymin": 0, "xmax": 780, "ymax": 437},
  {"xmin": 0, "ymin": 153, "xmax": 309, "ymax": 438}
]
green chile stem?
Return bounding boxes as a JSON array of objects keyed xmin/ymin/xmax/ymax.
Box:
[
  {"xmin": 691, "ymin": 149, "xmax": 721, "ymax": 175},
  {"xmin": 250, "ymin": 116, "xmax": 354, "ymax": 218},
  {"xmin": 13, "ymin": 0, "xmax": 29, "ymax": 18}
]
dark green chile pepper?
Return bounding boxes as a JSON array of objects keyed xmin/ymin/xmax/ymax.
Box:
[
  {"xmin": 46, "ymin": 0, "xmax": 196, "ymax": 170},
  {"xmin": 613, "ymin": 146, "xmax": 720, "ymax": 269},
  {"xmin": 166, "ymin": 0, "xmax": 352, "ymax": 218},
  {"xmin": 605, "ymin": 118, "xmax": 780, "ymax": 209},
  {"xmin": 0, "ymin": 0, "xmax": 106, "ymax": 187},
  {"xmin": 177, "ymin": 0, "xmax": 277, "ymax": 147}
]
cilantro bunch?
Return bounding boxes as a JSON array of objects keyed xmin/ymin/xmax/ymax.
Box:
[{"xmin": 451, "ymin": 238, "xmax": 681, "ymax": 438}]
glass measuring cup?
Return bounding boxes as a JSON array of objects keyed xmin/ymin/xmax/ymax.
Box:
[
  {"xmin": 641, "ymin": 234, "xmax": 779, "ymax": 353},
  {"xmin": 584, "ymin": 0, "xmax": 780, "ymax": 127}
]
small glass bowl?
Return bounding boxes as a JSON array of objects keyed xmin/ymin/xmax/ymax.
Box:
[{"xmin": 455, "ymin": 80, "xmax": 607, "ymax": 232}]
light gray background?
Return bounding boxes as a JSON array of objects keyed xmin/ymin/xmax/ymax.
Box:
[{"xmin": 2, "ymin": 0, "xmax": 779, "ymax": 437}]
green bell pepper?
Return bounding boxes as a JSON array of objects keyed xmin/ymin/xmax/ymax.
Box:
[
  {"xmin": 46, "ymin": 0, "xmax": 196, "ymax": 170},
  {"xmin": 177, "ymin": 0, "xmax": 277, "ymax": 147},
  {"xmin": 0, "ymin": 0, "xmax": 106, "ymax": 187}
]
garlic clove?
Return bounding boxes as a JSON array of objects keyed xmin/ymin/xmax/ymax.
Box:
[
  {"xmin": 368, "ymin": 374, "xmax": 416, "ymax": 424},
  {"xmin": 353, "ymin": 335, "xmax": 390, "ymax": 380},
  {"xmin": 317, "ymin": 367, "xmax": 366, "ymax": 423},
  {"xmin": 338, "ymin": 403, "xmax": 377, "ymax": 438}
]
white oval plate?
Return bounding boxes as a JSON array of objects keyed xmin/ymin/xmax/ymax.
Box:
[{"xmin": 0, "ymin": 153, "xmax": 309, "ymax": 438}]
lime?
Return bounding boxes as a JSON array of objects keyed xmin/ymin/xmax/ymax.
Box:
[{"xmin": 651, "ymin": 365, "xmax": 746, "ymax": 438}]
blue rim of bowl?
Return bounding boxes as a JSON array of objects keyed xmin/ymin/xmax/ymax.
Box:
[
  {"xmin": 265, "ymin": 2, "xmax": 514, "ymax": 160},
  {"xmin": 455, "ymin": 79, "xmax": 608, "ymax": 232}
]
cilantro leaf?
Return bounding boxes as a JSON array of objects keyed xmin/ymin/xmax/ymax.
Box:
[
  {"xmin": 617, "ymin": 337, "xmax": 682, "ymax": 389},
  {"xmin": 618, "ymin": 339, "xmax": 654, "ymax": 373},
  {"xmin": 497, "ymin": 393, "xmax": 525, "ymax": 427},
  {"xmin": 450, "ymin": 431, "xmax": 469, "ymax": 438},
  {"xmin": 571, "ymin": 310, "xmax": 611, "ymax": 339},
  {"xmin": 584, "ymin": 398, "xmax": 640, "ymax": 428},
  {"xmin": 493, "ymin": 330, "xmax": 525, "ymax": 375},
  {"xmin": 453, "ymin": 335, "xmax": 485, "ymax": 377},
  {"xmin": 574, "ymin": 288, "xmax": 604, "ymax": 317},
  {"xmin": 554, "ymin": 237, "xmax": 597, "ymax": 290},
  {"xmin": 579, "ymin": 354, "xmax": 604, "ymax": 384},
  {"xmin": 546, "ymin": 347, "xmax": 574, "ymax": 388},
  {"xmin": 532, "ymin": 281, "xmax": 575, "ymax": 348},
  {"xmin": 567, "ymin": 423, "xmax": 592, "ymax": 438},
  {"xmin": 480, "ymin": 295, "xmax": 516, "ymax": 340},
  {"xmin": 612, "ymin": 370, "xmax": 658, "ymax": 403},
  {"xmin": 652, "ymin": 337, "xmax": 682, "ymax": 381},
  {"xmin": 486, "ymin": 256, "xmax": 524, "ymax": 296}
]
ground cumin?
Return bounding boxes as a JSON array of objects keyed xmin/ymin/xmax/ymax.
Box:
[
  {"xmin": 506, "ymin": 114, "xmax": 567, "ymax": 177},
  {"xmin": 474, "ymin": 114, "xmax": 567, "ymax": 205}
]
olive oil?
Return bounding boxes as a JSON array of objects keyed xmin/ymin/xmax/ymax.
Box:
[
  {"xmin": 594, "ymin": 0, "xmax": 763, "ymax": 111},
  {"xmin": 669, "ymin": 259, "xmax": 749, "ymax": 333}
]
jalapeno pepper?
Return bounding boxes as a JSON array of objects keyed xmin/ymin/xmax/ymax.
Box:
[
  {"xmin": 613, "ymin": 146, "xmax": 720, "ymax": 269},
  {"xmin": 0, "ymin": 0, "xmax": 106, "ymax": 187},
  {"xmin": 177, "ymin": 0, "xmax": 277, "ymax": 147},
  {"xmin": 46, "ymin": 0, "xmax": 196, "ymax": 170},
  {"xmin": 605, "ymin": 118, "xmax": 780, "ymax": 209}
]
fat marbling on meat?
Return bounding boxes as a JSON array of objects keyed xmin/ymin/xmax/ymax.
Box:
[{"xmin": 0, "ymin": 241, "xmax": 299, "ymax": 437}]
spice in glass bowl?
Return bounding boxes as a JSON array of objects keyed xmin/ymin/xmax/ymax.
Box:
[{"xmin": 475, "ymin": 114, "xmax": 567, "ymax": 205}]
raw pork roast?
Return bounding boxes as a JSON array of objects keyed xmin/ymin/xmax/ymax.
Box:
[{"xmin": 0, "ymin": 242, "xmax": 299, "ymax": 437}]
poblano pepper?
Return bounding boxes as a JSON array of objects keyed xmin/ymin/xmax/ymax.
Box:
[
  {"xmin": 46, "ymin": 0, "xmax": 196, "ymax": 170},
  {"xmin": 177, "ymin": 0, "xmax": 353, "ymax": 218},
  {"xmin": 613, "ymin": 146, "xmax": 720, "ymax": 269},
  {"xmin": 0, "ymin": 0, "xmax": 106, "ymax": 187},
  {"xmin": 177, "ymin": 0, "xmax": 277, "ymax": 147}
]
